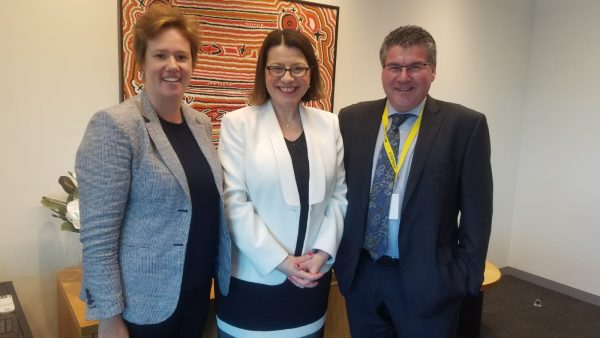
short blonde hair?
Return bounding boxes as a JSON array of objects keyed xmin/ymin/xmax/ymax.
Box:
[{"xmin": 133, "ymin": 4, "xmax": 201, "ymax": 68}]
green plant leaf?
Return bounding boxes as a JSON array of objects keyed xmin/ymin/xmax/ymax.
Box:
[
  {"xmin": 58, "ymin": 176, "xmax": 77, "ymax": 194},
  {"xmin": 52, "ymin": 213, "xmax": 69, "ymax": 222},
  {"xmin": 43, "ymin": 172, "xmax": 80, "ymax": 233},
  {"xmin": 60, "ymin": 221, "xmax": 80, "ymax": 233},
  {"xmin": 41, "ymin": 196, "xmax": 67, "ymax": 213}
]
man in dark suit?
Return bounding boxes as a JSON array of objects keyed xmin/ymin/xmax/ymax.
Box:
[{"xmin": 334, "ymin": 25, "xmax": 493, "ymax": 337}]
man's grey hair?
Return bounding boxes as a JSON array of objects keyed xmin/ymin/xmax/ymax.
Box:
[{"xmin": 379, "ymin": 25, "xmax": 437, "ymax": 66}]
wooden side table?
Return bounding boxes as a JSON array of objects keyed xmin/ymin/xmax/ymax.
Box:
[
  {"xmin": 56, "ymin": 268, "xmax": 216, "ymax": 338},
  {"xmin": 324, "ymin": 274, "xmax": 350, "ymax": 337},
  {"xmin": 482, "ymin": 261, "xmax": 501, "ymax": 289},
  {"xmin": 57, "ymin": 268, "xmax": 98, "ymax": 338}
]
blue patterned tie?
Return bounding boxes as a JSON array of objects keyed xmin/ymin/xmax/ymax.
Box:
[{"xmin": 364, "ymin": 114, "xmax": 410, "ymax": 260}]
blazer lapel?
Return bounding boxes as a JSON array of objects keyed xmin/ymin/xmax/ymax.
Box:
[
  {"xmin": 299, "ymin": 106, "xmax": 326, "ymax": 205},
  {"xmin": 401, "ymin": 96, "xmax": 443, "ymax": 213},
  {"xmin": 182, "ymin": 107, "xmax": 223, "ymax": 196},
  {"xmin": 356, "ymin": 99, "xmax": 388, "ymax": 202},
  {"xmin": 264, "ymin": 101, "xmax": 301, "ymax": 207},
  {"xmin": 139, "ymin": 91, "xmax": 190, "ymax": 199}
]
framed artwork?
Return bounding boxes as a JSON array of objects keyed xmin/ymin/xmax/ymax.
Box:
[{"xmin": 119, "ymin": 0, "xmax": 339, "ymax": 143}]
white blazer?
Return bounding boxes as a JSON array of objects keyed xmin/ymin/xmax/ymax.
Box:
[{"xmin": 218, "ymin": 100, "xmax": 347, "ymax": 285}]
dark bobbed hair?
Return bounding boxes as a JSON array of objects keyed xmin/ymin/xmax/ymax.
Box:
[
  {"xmin": 379, "ymin": 25, "xmax": 437, "ymax": 66},
  {"xmin": 248, "ymin": 29, "xmax": 325, "ymax": 105},
  {"xmin": 133, "ymin": 4, "xmax": 201, "ymax": 69}
]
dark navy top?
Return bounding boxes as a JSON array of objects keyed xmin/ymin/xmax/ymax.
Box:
[{"xmin": 160, "ymin": 116, "xmax": 220, "ymax": 290}]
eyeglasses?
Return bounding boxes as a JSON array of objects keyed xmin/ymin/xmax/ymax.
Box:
[
  {"xmin": 383, "ymin": 62, "xmax": 430, "ymax": 74},
  {"xmin": 266, "ymin": 66, "xmax": 311, "ymax": 77}
]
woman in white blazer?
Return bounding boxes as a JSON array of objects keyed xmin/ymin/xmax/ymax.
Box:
[{"xmin": 216, "ymin": 29, "xmax": 347, "ymax": 337}]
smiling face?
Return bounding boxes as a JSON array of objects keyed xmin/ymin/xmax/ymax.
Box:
[
  {"xmin": 265, "ymin": 44, "xmax": 311, "ymax": 111},
  {"xmin": 381, "ymin": 44, "xmax": 436, "ymax": 112},
  {"xmin": 142, "ymin": 27, "xmax": 192, "ymax": 104}
]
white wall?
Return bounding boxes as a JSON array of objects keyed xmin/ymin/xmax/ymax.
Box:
[
  {"xmin": 6, "ymin": 0, "xmax": 597, "ymax": 337},
  {"xmin": 509, "ymin": 0, "xmax": 600, "ymax": 296},
  {"xmin": 331, "ymin": 0, "xmax": 535, "ymax": 268},
  {"xmin": 0, "ymin": 1, "xmax": 119, "ymax": 337}
]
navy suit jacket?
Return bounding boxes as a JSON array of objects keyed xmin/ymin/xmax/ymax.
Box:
[{"xmin": 334, "ymin": 96, "xmax": 493, "ymax": 316}]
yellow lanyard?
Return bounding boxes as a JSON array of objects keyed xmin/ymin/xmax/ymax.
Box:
[{"xmin": 381, "ymin": 105, "xmax": 423, "ymax": 178}]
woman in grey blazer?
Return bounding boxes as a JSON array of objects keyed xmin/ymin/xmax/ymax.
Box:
[{"xmin": 75, "ymin": 5, "xmax": 230, "ymax": 338}]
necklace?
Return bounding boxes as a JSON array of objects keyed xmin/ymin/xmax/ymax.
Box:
[
  {"xmin": 275, "ymin": 107, "xmax": 300, "ymax": 128},
  {"xmin": 280, "ymin": 114, "xmax": 297, "ymax": 128}
]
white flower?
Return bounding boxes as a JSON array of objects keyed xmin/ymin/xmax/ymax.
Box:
[
  {"xmin": 41, "ymin": 171, "xmax": 80, "ymax": 233},
  {"xmin": 66, "ymin": 199, "xmax": 81, "ymax": 230}
]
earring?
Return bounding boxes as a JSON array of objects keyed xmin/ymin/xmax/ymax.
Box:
[{"xmin": 139, "ymin": 70, "xmax": 145, "ymax": 80}]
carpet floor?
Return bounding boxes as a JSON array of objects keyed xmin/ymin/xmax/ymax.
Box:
[{"xmin": 481, "ymin": 274, "xmax": 600, "ymax": 337}]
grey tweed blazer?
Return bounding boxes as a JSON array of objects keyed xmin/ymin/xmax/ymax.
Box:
[{"xmin": 75, "ymin": 90, "xmax": 231, "ymax": 323}]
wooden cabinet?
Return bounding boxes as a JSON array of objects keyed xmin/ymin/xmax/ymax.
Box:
[
  {"xmin": 324, "ymin": 276, "xmax": 351, "ymax": 337},
  {"xmin": 57, "ymin": 268, "xmax": 350, "ymax": 338},
  {"xmin": 57, "ymin": 268, "xmax": 98, "ymax": 338}
]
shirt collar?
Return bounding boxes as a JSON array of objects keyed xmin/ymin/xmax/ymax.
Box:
[{"xmin": 386, "ymin": 98, "xmax": 426, "ymax": 117}]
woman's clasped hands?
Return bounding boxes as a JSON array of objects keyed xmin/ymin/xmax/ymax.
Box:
[{"xmin": 277, "ymin": 250, "xmax": 330, "ymax": 288}]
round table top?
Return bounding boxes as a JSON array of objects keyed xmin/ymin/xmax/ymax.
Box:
[{"xmin": 482, "ymin": 261, "xmax": 501, "ymax": 290}]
